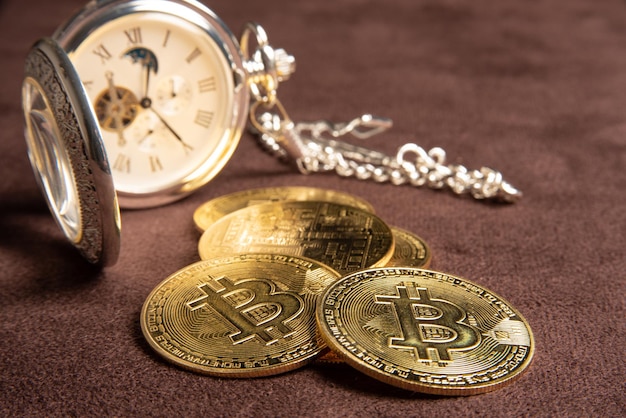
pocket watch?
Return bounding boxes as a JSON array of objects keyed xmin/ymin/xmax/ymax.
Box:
[
  {"xmin": 22, "ymin": 0, "xmax": 294, "ymax": 264},
  {"xmin": 22, "ymin": 0, "xmax": 521, "ymax": 266},
  {"xmin": 52, "ymin": 0, "xmax": 252, "ymax": 209}
]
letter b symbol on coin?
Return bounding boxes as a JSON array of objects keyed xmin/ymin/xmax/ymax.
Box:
[
  {"xmin": 376, "ymin": 282, "xmax": 480, "ymax": 362},
  {"xmin": 188, "ymin": 275, "xmax": 304, "ymax": 345}
]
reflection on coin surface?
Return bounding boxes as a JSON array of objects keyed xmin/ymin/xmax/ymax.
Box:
[
  {"xmin": 140, "ymin": 254, "xmax": 341, "ymax": 377},
  {"xmin": 193, "ymin": 186, "xmax": 375, "ymax": 232},
  {"xmin": 316, "ymin": 268, "xmax": 534, "ymax": 395},
  {"xmin": 198, "ymin": 201, "xmax": 395, "ymax": 275},
  {"xmin": 387, "ymin": 227, "xmax": 432, "ymax": 268},
  {"xmin": 259, "ymin": 225, "xmax": 428, "ymax": 366}
]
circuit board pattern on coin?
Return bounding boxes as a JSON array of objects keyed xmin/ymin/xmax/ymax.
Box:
[
  {"xmin": 193, "ymin": 186, "xmax": 375, "ymax": 232},
  {"xmin": 316, "ymin": 268, "xmax": 534, "ymax": 395},
  {"xmin": 198, "ymin": 201, "xmax": 394, "ymax": 275},
  {"xmin": 141, "ymin": 254, "xmax": 341, "ymax": 377}
]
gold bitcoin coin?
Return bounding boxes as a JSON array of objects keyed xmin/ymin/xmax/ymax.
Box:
[
  {"xmin": 193, "ymin": 186, "xmax": 375, "ymax": 232},
  {"xmin": 386, "ymin": 227, "xmax": 432, "ymax": 268},
  {"xmin": 316, "ymin": 268, "xmax": 534, "ymax": 395},
  {"xmin": 198, "ymin": 201, "xmax": 395, "ymax": 275},
  {"xmin": 141, "ymin": 253, "xmax": 341, "ymax": 377},
  {"xmin": 316, "ymin": 226, "xmax": 431, "ymax": 363}
]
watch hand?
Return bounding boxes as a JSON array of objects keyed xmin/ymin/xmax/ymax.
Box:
[
  {"xmin": 124, "ymin": 48, "xmax": 159, "ymax": 105},
  {"xmin": 105, "ymin": 71, "xmax": 127, "ymax": 146},
  {"xmin": 169, "ymin": 78, "xmax": 177, "ymax": 98},
  {"xmin": 141, "ymin": 65, "xmax": 151, "ymax": 102},
  {"xmin": 138, "ymin": 127, "xmax": 153, "ymax": 145},
  {"xmin": 147, "ymin": 106, "xmax": 193, "ymax": 153},
  {"xmin": 124, "ymin": 49, "xmax": 190, "ymax": 152}
]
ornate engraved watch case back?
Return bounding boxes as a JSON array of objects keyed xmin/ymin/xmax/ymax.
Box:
[{"xmin": 23, "ymin": 38, "xmax": 120, "ymax": 266}]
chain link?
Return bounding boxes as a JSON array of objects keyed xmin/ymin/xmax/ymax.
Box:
[
  {"xmin": 241, "ymin": 23, "xmax": 521, "ymax": 203},
  {"xmin": 254, "ymin": 114, "xmax": 522, "ymax": 203}
]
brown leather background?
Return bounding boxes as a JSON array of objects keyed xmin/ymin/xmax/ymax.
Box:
[{"xmin": 1, "ymin": 0, "xmax": 625, "ymax": 416}]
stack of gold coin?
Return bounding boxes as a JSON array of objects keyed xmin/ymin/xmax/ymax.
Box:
[
  {"xmin": 192, "ymin": 186, "xmax": 376, "ymax": 232},
  {"xmin": 140, "ymin": 186, "xmax": 533, "ymax": 394},
  {"xmin": 193, "ymin": 187, "xmax": 431, "ymax": 272}
]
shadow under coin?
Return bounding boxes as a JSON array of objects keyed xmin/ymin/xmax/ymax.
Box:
[{"xmin": 310, "ymin": 361, "xmax": 442, "ymax": 400}]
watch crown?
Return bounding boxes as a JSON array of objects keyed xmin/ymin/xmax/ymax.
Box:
[{"xmin": 273, "ymin": 48, "xmax": 296, "ymax": 82}]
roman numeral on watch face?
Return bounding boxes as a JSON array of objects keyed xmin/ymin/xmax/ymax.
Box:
[
  {"xmin": 198, "ymin": 76, "xmax": 216, "ymax": 93},
  {"xmin": 194, "ymin": 110, "xmax": 214, "ymax": 128},
  {"xmin": 162, "ymin": 29, "xmax": 171, "ymax": 48},
  {"xmin": 113, "ymin": 153, "xmax": 131, "ymax": 173},
  {"xmin": 186, "ymin": 47, "xmax": 202, "ymax": 64},
  {"xmin": 92, "ymin": 44, "xmax": 112, "ymax": 64},
  {"xmin": 124, "ymin": 27, "xmax": 142, "ymax": 44},
  {"xmin": 149, "ymin": 155, "xmax": 163, "ymax": 172}
]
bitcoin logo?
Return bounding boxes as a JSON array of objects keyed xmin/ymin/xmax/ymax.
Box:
[
  {"xmin": 187, "ymin": 275, "xmax": 304, "ymax": 346},
  {"xmin": 375, "ymin": 281, "xmax": 481, "ymax": 362},
  {"xmin": 141, "ymin": 255, "xmax": 341, "ymax": 377},
  {"xmin": 317, "ymin": 269, "xmax": 534, "ymax": 394}
]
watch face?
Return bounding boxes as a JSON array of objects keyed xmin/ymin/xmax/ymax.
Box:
[{"xmin": 54, "ymin": 0, "xmax": 248, "ymax": 207}]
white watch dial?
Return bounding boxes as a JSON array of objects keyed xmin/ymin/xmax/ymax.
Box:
[{"xmin": 65, "ymin": 10, "xmax": 239, "ymax": 202}]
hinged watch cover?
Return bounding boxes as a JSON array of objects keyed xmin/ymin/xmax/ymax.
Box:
[{"xmin": 22, "ymin": 37, "xmax": 121, "ymax": 266}]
